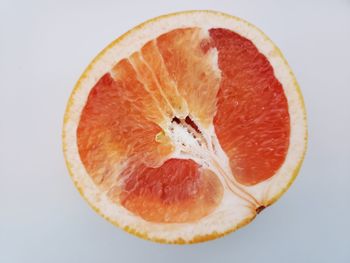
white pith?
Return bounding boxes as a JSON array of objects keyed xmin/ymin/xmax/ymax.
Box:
[
  {"xmin": 63, "ymin": 11, "xmax": 307, "ymax": 242},
  {"xmin": 167, "ymin": 118, "xmax": 259, "ymax": 208}
]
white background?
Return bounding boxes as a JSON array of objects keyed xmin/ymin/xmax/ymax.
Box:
[{"xmin": 1, "ymin": 0, "xmax": 349, "ymax": 262}]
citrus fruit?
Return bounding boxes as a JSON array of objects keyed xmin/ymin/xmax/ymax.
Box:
[{"xmin": 63, "ymin": 10, "xmax": 307, "ymax": 243}]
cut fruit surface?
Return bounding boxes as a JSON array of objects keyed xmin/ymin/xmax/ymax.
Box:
[{"xmin": 63, "ymin": 10, "xmax": 307, "ymax": 243}]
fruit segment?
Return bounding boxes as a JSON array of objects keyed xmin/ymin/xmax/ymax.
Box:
[
  {"xmin": 156, "ymin": 28, "xmax": 221, "ymax": 127},
  {"xmin": 210, "ymin": 28, "xmax": 290, "ymax": 185},
  {"xmin": 117, "ymin": 159, "xmax": 223, "ymax": 223},
  {"xmin": 77, "ymin": 71, "xmax": 173, "ymax": 188},
  {"xmin": 140, "ymin": 40, "xmax": 188, "ymax": 119}
]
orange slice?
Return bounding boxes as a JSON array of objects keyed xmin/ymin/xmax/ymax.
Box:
[{"xmin": 63, "ymin": 10, "xmax": 307, "ymax": 243}]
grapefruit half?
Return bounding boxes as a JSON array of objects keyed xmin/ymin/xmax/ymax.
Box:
[{"xmin": 63, "ymin": 10, "xmax": 307, "ymax": 243}]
